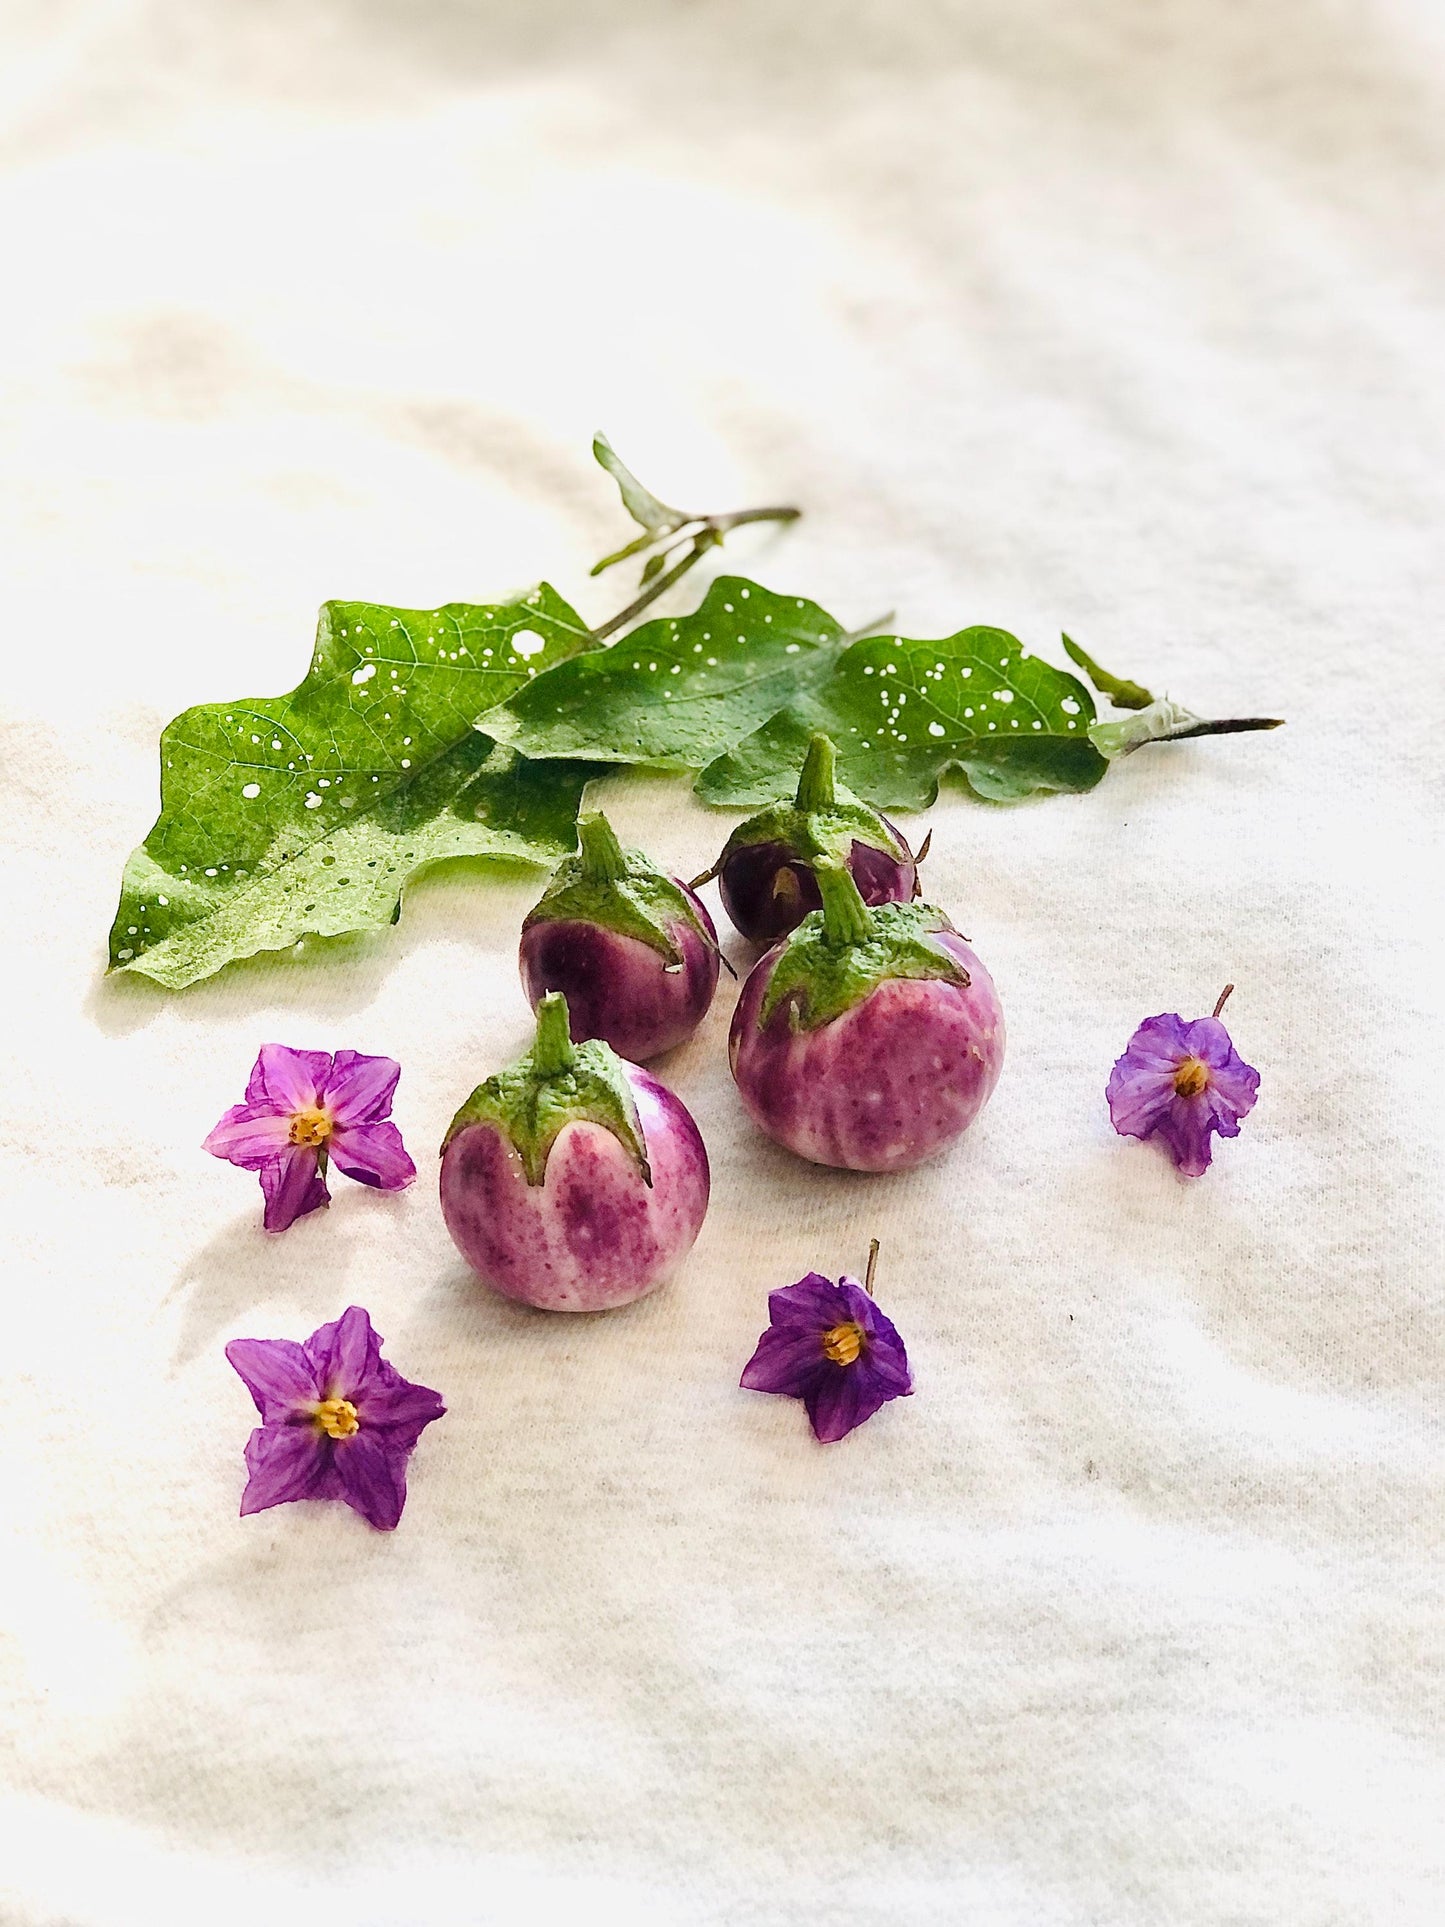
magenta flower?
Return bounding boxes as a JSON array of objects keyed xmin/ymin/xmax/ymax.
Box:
[
  {"xmin": 741, "ymin": 1258, "xmax": 912, "ymax": 1442},
  {"xmin": 225, "ymin": 1305, "xmax": 445, "ymax": 1530},
  {"xmin": 1106, "ymin": 985, "xmax": 1260, "ymax": 1178},
  {"xmin": 204, "ymin": 1044, "xmax": 415, "ymax": 1232}
]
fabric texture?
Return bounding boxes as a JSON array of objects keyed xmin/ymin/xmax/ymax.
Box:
[{"xmin": 2, "ymin": 2, "xmax": 1443, "ymax": 1921}]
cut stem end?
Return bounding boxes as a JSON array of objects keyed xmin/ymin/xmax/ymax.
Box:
[
  {"xmin": 576, "ymin": 811, "xmax": 627, "ymax": 884},
  {"xmin": 814, "ymin": 860, "xmax": 874, "ymax": 947},
  {"xmin": 795, "ymin": 732, "xmax": 839, "ymax": 812},
  {"xmin": 532, "ymin": 991, "xmax": 577, "ymax": 1075}
]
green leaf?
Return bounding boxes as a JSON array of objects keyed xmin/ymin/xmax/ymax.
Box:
[
  {"xmin": 592, "ymin": 433, "xmax": 683, "ymax": 534},
  {"xmin": 487, "ymin": 576, "xmax": 849, "ymax": 771},
  {"xmin": 109, "ymin": 587, "xmax": 604, "ymax": 988},
  {"xmin": 697, "ymin": 626, "xmax": 1109, "ymax": 809},
  {"xmin": 1061, "ymin": 634, "xmax": 1155, "ymax": 710}
]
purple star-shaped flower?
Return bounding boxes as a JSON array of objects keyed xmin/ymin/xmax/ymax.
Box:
[
  {"xmin": 204, "ymin": 1044, "xmax": 416, "ymax": 1232},
  {"xmin": 1106, "ymin": 986, "xmax": 1260, "ymax": 1178},
  {"xmin": 225, "ymin": 1305, "xmax": 445, "ymax": 1530},
  {"xmin": 740, "ymin": 1270, "xmax": 913, "ymax": 1442}
]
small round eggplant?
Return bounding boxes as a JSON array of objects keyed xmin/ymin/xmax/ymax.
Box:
[
  {"xmin": 441, "ymin": 992, "xmax": 709, "ymax": 1311},
  {"xmin": 729, "ymin": 861, "xmax": 1004, "ymax": 1172},
  {"xmin": 520, "ymin": 811, "xmax": 719, "ymax": 1062},
  {"xmin": 698, "ymin": 733, "xmax": 922, "ymax": 945}
]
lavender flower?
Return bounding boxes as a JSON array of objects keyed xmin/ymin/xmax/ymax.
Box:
[
  {"xmin": 204, "ymin": 1044, "xmax": 415, "ymax": 1232},
  {"xmin": 1106, "ymin": 985, "xmax": 1260, "ymax": 1178},
  {"xmin": 740, "ymin": 1264, "xmax": 912, "ymax": 1442},
  {"xmin": 225, "ymin": 1305, "xmax": 445, "ymax": 1530}
]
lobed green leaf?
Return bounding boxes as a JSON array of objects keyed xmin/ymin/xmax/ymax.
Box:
[
  {"xmin": 109, "ymin": 587, "xmax": 604, "ymax": 988},
  {"xmin": 697, "ymin": 625, "xmax": 1109, "ymax": 809},
  {"xmin": 487, "ymin": 577, "xmax": 848, "ymax": 771}
]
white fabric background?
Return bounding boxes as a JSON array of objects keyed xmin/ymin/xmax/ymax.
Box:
[{"xmin": 3, "ymin": 3, "xmax": 1444, "ymax": 1922}]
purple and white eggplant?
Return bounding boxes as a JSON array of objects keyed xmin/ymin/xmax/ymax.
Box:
[
  {"xmin": 697, "ymin": 732, "xmax": 923, "ymax": 946},
  {"xmin": 440, "ymin": 991, "xmax": 709, "ymax": 1311},
  {"xmin": 729, "ymin": 861, "xmax": 1004, "ymax": 1172},
  {"xmin": 520, "ymin": 811, "xmax": 719, "ymax": 1062}
]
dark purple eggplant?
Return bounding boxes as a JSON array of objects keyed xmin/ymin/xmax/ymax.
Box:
[
  {"xmin": 697, "ymin": 733, "xmax": 922, "ymax": 945},
  {"xmin": 520, "ymin": 811, "xmax": 719, "ymax": 1063}
]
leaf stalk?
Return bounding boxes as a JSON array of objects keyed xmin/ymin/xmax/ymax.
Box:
[{"xmin": 591, "ymin": 508, "xmax": 800, "ymax": 644}]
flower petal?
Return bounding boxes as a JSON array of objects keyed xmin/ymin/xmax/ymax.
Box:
[
  {"xmin": 332, "ymin": 1431, "xmax": 410, "ymax": 1530},
  {"xmin": 305, "ymin": 1304, "xmax": 380, "ymax": 1400},
  {"xmin": 246, "ymin": 1044, "xmax": 333, "ymax": 1114},
  {"xmin": 258, "ymin": 1146, "xmax": 330, "ymax": 1232},
  {"xmin": 804, "ymin": 1364, "xmax": 896, "ymax": 1443},
  {"xmin": 225, "ymin": 1336, "xmax": 318, "ymax": 1419},
  {"xmin": 355, "ymin": 1370, "xmax": 446, "ymax": 1446},
  {"xmin": 321, "ymin": 1050, "xmax": 402, "ymax": 1126},
  {"xmin": 740, "ymin": 1323, "xmax": 831, "ymax": 1397},
  {"xmin": 853, "ymin": 1317, "xmax": 913, "ymax": 1398},
  {"xmin": 327, "ymin": 1120, "xmax": 416, "ymax": 1191},
  {"xmin": 1123, "ymin": 1012, "xmax": 1193, "ymax": 1064},
  {"xmin": 204, "ymin": 1104, "xmax": 294, "ymax": 1168},
  {"xmin": 765, "ymin": 1275, "xmax": 851, "ymax": 1329},
  {"xmin": 238, "ymin": 1423, "xmax": 338, "ymax": 1515},
  {"xmin": 1185, "ymin": 1019, "xmax": 1260, "ymax": 1122},
  {"xmin": 1152, "ymin": 1091, "xmax": 1217, "ymax": 1178},
  {"xmin": 1106, "ymin": 1031, "xmax": 1184, "ymax": 1140}
]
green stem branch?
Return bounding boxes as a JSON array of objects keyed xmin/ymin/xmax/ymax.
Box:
[{"xmin": 592, "ymin": 504, "xmax": 801, "ymax": 644}]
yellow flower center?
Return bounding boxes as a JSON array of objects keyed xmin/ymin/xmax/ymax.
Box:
[
  {"xmin": 289, "ymin": 1106, "xmax": 333, "ymax": 1148},
  {"xmin": 821, "ymin": 1321, "xmax": 865, "ymax": 1366},
  {"xmin": 314, "ymin": 1397, "xmax": 359, "ymax": 1439},
  {"xmin": 1174, "ymin": 1056, "xmax": 1210, "ymax": 1098}
]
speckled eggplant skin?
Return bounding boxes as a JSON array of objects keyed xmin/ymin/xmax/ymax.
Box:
[
  {"xmin": 519, "ymin": 882, "xmax": 719, "ymax": 1063},
  {"xmin": 719, "ymin": 830, "xmax": 917, "ymax": 946},
  {"xmin": 728, "ymin": 931, "xmax": 1004, "ymax": 1171},
  {"xmin": 440, "ymin": 1066, "xmax": 710, "ymax": 1311}
]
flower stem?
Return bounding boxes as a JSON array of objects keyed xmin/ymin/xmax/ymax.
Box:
[
  {"xmin": 794, "ymin": 732, "xmax": 838, "ymax": 812},
  {"xmin": 814, "ymin": 860, "xmax": 874, "ymax": 947},
  {"xmin": 576, "ymin": 811, "xmax": 627, "ymax": 884},
  {"xmin": 1212, "ymin": 983, "xmax": 1235, "ymax": 1019},
  {"xmin": 864, "ymin": 1237, "xmax": 880, "ymax": 1295},
  {"xmin": 532, "ymin": 992, "xmax": 577, "ymax": 1074},
  {"xmin": 592, "ymin": 504, "xmax": 801, "ymax": 644}
]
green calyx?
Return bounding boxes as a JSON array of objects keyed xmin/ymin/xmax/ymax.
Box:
[
  {"xmin": 524, "ymin": 811, "xmax": 711, "ymax": 968},
  {"xmin": 441, "ymin": 991, "xmax": 651, "ymax": 1186},
  {"xmin": 757, "ymin": 860, "xmax": 969, "ymax": 1032},
  {"xmin": 706, "ymin": 732, "xmax": 912, "ymax": 882}
]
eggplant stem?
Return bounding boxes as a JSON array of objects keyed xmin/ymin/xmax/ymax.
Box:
[
  {"xmin": 864, "ymin": 1238, "xmax": 880, "ymax": 1295},
  {"xmin": 1212, "ymin": 983, "xmax": 1235, "ymax": 1019},
  {"xmin": 794, "ymin": 732, "xmax": 838, "ymax": 812},
  {"xmin": 576, "ymin": 811, "xmax": 627, "ymax": 884},
  {"xmin": 531, "ymin": 991, "xmax": 577, "ymax": 1074},
  {"xmin": 814, "ymin": 860, "xmax": 873, "ymax": 946}
]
